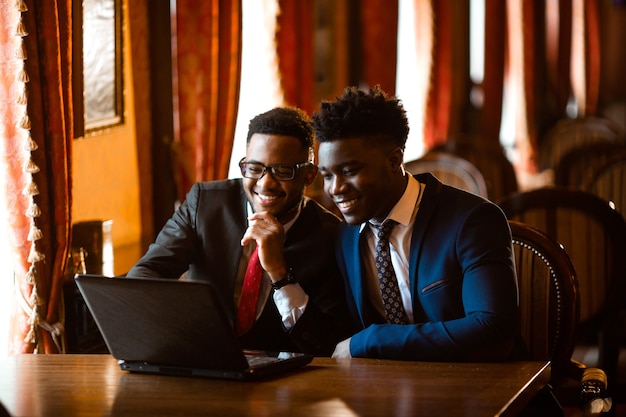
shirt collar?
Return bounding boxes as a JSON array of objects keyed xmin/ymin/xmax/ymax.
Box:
[{"xmin": 359, "ymin": 174, "xmax": 421, "ymax": 233}]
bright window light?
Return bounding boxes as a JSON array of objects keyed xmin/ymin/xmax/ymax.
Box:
[
  {"xmin": 228, "ymin": 0, "xmax": 284, "ymax": 178},
  {"xmin": 470, "ymin": 0, "xmax": 485, "ymax": 84},
  {"xmin": 396, "ymin": 0, "xmax": 426, "ymax": 162},
  {"xmin": 0, "ymin": 165, "xmax": 14, "ymax": 358}
]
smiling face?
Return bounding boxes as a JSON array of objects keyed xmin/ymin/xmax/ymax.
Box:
[
  {"xmin": 242, "ymin": 133, "xmax": 317, "ymax": 223},
  {"xmin": 317, "ymin": 137, "xmax": 406, "ymax": 225}
]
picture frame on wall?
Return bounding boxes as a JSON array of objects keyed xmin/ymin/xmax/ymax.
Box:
[{"xmin": 73, "ymin": 0, "xmax": 123, "ymax": 138}]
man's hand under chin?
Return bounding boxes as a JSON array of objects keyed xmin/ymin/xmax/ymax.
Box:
[{"xmin": 332, "ymin": 338, "xmax": 352, "ymax": 358}]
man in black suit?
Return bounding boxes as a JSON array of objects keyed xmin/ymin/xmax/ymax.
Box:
[{"xmin": 128, "ymin": 107, "xmax": 355, "ymax": 356}]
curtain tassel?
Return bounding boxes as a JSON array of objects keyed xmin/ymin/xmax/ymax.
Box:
[
  {"xmin": 24, "ymin": 159, "xmax": 39, "ymax": 174},
  {"xmin": 27, "ymin": 226, "xmax": 43, "ymax": 242},
  {"xmin": 15, "ymin": 39, "xmax": 27, "ymax": 60},
  {"xmin": 15, "ymin": 17, "xmax": 28, "ymax": 37},
  {"xmin": 38, "ymin": 321, "xmax": 66, "ymax": 354},
  {"xmin": 28, "ymin": 289, "xmax": 41, "ymax": 307},
  {"xmin": 18, "ymin": 113, "xmax": 30, "ymax": 129},
  {"xmin": 17, "ymin": 88, "xmax": 28, "ymax": 105},
  {"xmin": 23, "ymin": 180, "xmax": 39, "ymax": 196},
  {"xmin": 15, "ymin": 0, "xmax": 28, "ymax": 12},
  {"xmin": 25, "ymin": 202, "xmax": 41, "ymax": 218},
  {"xmin": 17, "ymin": 67, "xmax": 29, "ymax": 83},
  {"xmin": 24, "ymin": 327, "xmax": 36, "ymax": 344},
  {"xmin": 25, "ymin": 311, "xmax": 39, "ymax": 344},
  {"xmin": 25, "ymin": 134, "xmax": 38, "ymax": 151},
  {"xmin": 28, "ymin": 246, "xmax": 45, "ymax": 263},
  {"xmin": 24, "ymin": 268, "xmax": 36, "ymax": 284}
]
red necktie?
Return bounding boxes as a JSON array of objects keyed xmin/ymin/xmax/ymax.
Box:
[{"xmin": 236, "ymin": 246, "xmax": 263, "ymax": 335}]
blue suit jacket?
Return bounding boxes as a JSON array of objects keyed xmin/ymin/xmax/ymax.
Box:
[{"xmin": 338, "ymin": 173, "xmax": 520, "ymax": 361}]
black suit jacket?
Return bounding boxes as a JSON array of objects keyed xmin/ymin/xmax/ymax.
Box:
[{"xmin": 128, "ymin": 179, "xmax": 355, "ymax": 356}]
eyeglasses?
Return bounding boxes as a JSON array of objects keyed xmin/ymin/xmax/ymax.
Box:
[{"xmin": 239, "ymin": 158, "xmax": 312, "ymax": 181}]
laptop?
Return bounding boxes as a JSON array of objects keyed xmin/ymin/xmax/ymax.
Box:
[{"xmin": 74, "ymin": 274, "xmax": 313, "ymax": 380}]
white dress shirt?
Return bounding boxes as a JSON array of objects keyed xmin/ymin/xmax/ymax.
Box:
[
  {"xmin": 360, "ymin": 174, "xmax": 424, "ymax": 323},
  {"xmin": 234, "ymin": 202, "xmax": 309, "ymax": 330}
]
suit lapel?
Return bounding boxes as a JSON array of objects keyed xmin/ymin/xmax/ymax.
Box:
[
  {"xmin": 341, "ymin": 225, "xmax": 369, "ymax": 325},
  {"xmin": 343, "ymin": 224, "xmax": 389, "ymax": 326},
  {"xmin": 408, "ymin": 173, "xmax": 444, "ymax": 297}
]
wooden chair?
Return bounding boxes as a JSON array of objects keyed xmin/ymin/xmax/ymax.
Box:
[
  {"xmin": 602, "ymin": 99, "xmax": 626, "ymax": 135},
  {"xmin": 499, "ymin": 188, "xmax": 626, "ymax": 399},
  {"xmin": 539, "ymin": 116, "xmax": 626, "ymax": 172},
  {"xmin": 404, "ymin": 151, "xmax": 489, "ymax": 198},
  {"xmin": 553, "ymin": 142, "xmax": 626, "ymax": 189},
  {"xmin": 583, "ymin": 150, "xmax": 626, "ymax": 221},
  {"xmin": 509, "ymin": 220, "xmax": 610, "ymax": 412},
  {"xmin": 433, "ymin": 136, "xmax": 519, "ymax": 202}
]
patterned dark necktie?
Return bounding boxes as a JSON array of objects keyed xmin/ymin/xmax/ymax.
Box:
[
  {"xmin": 374, "ymin": 220, "xmax": 409, "ymax": 324},
  {"xmin": 236, "ymin": 246, "xmax": 263, "ymax": 335}
]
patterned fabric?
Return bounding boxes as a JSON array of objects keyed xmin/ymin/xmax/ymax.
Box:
[
  {"xmin": 374, "ymin": 221, "xmax": 409, "ymax": 324},
  {"xmin": 173, "ymin": 0, "xmax": 242, "ymax": 199},
  {"xmin": 236, "ymin": 247, "xmax": 263, "ymax": 335},
  {"xmin": 3, "ymin": 0, "xmax": 73, "ymax": 354}
]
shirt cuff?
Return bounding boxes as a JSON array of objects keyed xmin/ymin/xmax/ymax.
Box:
[{"xmin": 272, "ymin": 283, "xmax": 309, "ymax": 330}]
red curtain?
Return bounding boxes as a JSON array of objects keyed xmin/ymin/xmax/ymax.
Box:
[
  {"xmin": 521, "ymin": 0, "xmax": 538, "ymax": 170},
  {"xmin": 545, "ymin": 0, "xmax": 572, "ymax": 123},
  {"xmin": 358, "ymin": 0, "xmax": 398, "ymax": 94},
  {"xmin": 479, "ymin": 0, "xmax": 506, "ymax": 140},
  {"xmin": 584, "ymin": 0, "xmax": 601, "ymax": 115},
  {"xmin": 276, "ymin": 0, "xmax": 315, "ymax": 115},
  {"xmin": 423, "ymin": 1, "xmax": 452, "ymax": 148},
  {"xmin": 423, "ymin": 1, "xmax": 470, "ymax": 148},
  {"xmin": 172, "ymin": 0, "xmax": 242, "ymax": 201},
  {"xmin": 4, "ymin": 0, "xmax": 73, "ymax": 354}
]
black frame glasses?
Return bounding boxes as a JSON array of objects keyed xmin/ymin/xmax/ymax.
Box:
[{"xmin": 239, "ymin": 158, "xmax": 312, "ymax": 181}]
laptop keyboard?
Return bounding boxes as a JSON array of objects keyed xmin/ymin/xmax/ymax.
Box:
[{"xmin": 246, "ymin": 355, "xmax": 281, "ymax": 367}]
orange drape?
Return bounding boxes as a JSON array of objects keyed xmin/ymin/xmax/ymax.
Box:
[
  {"xmin": 584, "ymin": 0, "xmax": 601, "ymax": 115},
  {"xmin": 570, "ymin": 0, "xmax": 602, "ymax": 118},
  {"xmin": 358, "ymin": 0, "xmax": 398, "ymax": 94},
  {"xmin": 5, "ymin": 0, "xmax": 73, "ymax": 354},
  {"xmin": 480, "ymin": 0, "xmax": 506, "ymax": 140},
  {"xmin": 521, "ymin": 0, "xmax": 538, "ymax": 170},
  {"xmin": 172, "ymin": 0, "xmax": 242, "ymax": 201},
  {"xmin": 423, "ymin": 1, "xmax": 469, "ymax": 149},
  {"xmin": 276, "ymin": 0, "xmax": 315, "ymax": 115},
  {"xmin": 424, "ymin": 1, "xmax": 453, "ymax": 148},
  {"xmin": 545, "ymin": 0, "xmax": 572, "ymax": 125},
  {"xmin": 502, "ymin": 0, "xmax": 536, "ymax": 174}
]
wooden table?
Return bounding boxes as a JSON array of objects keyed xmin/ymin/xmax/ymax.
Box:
[{"xmin": 0, "ymin": 354, "xmax": 549, "ymax": 417}]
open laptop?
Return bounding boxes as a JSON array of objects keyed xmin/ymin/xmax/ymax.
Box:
[{"xmin": 74, "ymin": 274, "xmax": 313, "ymax": 380}]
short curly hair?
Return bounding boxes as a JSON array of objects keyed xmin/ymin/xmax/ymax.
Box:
[
  {"xmin": 247, "ymin": 107, "xmax": 314, "ymax": 152},
  {"xmin": 312, "ymin": 85, "xmax": 409, "ymax": 150}
]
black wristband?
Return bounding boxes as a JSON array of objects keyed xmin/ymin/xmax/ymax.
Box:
[{"xmin": 270, "ymin": 269, "xmax": 297, "ymax": 290}]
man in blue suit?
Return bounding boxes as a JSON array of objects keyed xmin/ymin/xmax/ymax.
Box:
[{"xmin": 312, "ymin": 86, "xmax": 523, "ymax": 361}]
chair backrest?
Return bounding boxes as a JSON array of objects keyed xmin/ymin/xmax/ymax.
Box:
[
  {"xmin": 539, "ymin": 116, "xmax": 626, "ymax": 172},
  {"xmin": 434, "ymin": 136, "xmax": 519, "ymax": 202},
  {"xmin": 404, "ymin": 152, "xmax": 489, "ymax": 198},
  {"xmin": 553, "ymin": 142, "xmax": 626, "ymax": 188},
  {"xmin": 582, "ymin": 150, "xmax": 626, "ymax": 221},
  {"xmin": 601, "ymin": 99, "xmax": 626, "ymax": 134},
  {"xmin": 509, "ymin": 220, "xmax": 579, "ymax": 384},
  {"xmin": 498, "ymin": 186, "xmax": 626, "ymax": 384}
]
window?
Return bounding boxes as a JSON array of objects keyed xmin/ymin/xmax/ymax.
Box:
[
  {"xmin": 0, "ymin": 170, "xmax": 14, "ymax": 358},
  {"xmin": 228, "ymin": 0, "xmax": 283, "ymax": 178},
  {"xmin": 73, "ymin": 0, "xmax": 124, "ymax": 137},
  {"xmin": 396, "ymin": 0, "xmax": 427, "ymax": 162}
]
